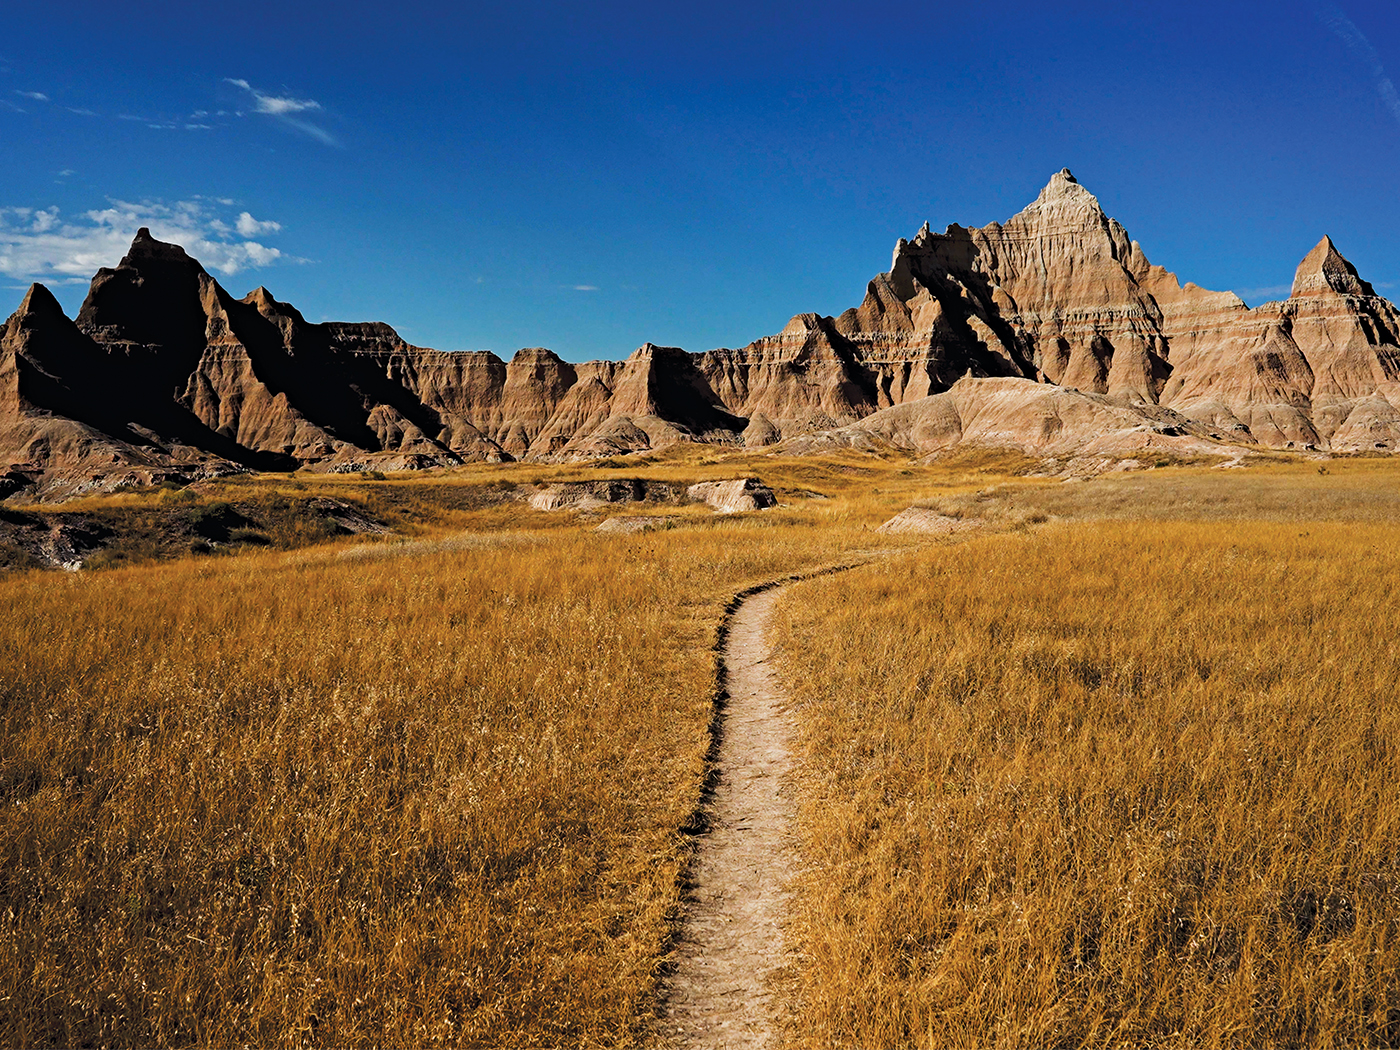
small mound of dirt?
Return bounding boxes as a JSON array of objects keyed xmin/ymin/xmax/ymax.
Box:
[
  {"xmin": 876, "ymin": 507, "xmax": 982, "ymax": 535},
  {"xmin": 594, "ymin": 515, "xmax": 676, "ymax": 534}
]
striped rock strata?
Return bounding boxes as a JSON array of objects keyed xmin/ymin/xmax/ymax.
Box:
[{"xmin": 5, "ymin": 171, "xmax": 1400, "ymax": 499}]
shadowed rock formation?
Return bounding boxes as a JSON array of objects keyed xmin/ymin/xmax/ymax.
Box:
[{"xmin": 7, "ymin": 173, "xmax": 1400, "ymax": 499}]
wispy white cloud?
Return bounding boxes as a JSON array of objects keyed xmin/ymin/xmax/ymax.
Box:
[
  {"xmin": 116, "ymin": 110, "xmax": 215, "ymax": 131},
  {"xmin": 572, "ymin": 284, "xmax": 600, "ymax": 292},
  {"xmin": 278, "ymin": 116, "xmax": 338, "ymax": 146},
  {"xmin": 7, "ymin": 82, "xmax": 284, "ymax": 136},
  {"xmin": 0, "ymin": 198, "xmax": 300, "ymax": 282},
  {"xmin": 235, "ymin": 211, "xmax": 282, "ymax": 237},
  {"xmin": 252, "ymin": 93, "xmax": 320, "ymax": 117},
  {"xmin": 223, "ymin": 77, "xmax": 340, "ymax": 146},
  {"xmin": 1320, "ymin": 4, "xmax": 1400, "ymax": 128}
]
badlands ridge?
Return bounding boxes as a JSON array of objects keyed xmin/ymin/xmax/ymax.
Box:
[{"xmin": 5, "ymin": 169, "xmax": 1400, "ymax": 499}]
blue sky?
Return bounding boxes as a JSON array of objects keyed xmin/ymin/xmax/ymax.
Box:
[{"xmin": 3, "ymin": 1, "xmax": 1399, "ymax": 362}]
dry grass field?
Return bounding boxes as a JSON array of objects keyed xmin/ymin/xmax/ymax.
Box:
[
  {"xmin": 4, "ymin": 448, "xmax": 1400, "ymax": 1046},
  {"xmin": 775, "ymin": 490, "xmax": 1400, "ymax": 1047},
  {"xmin": 0, "ymin": 450, "xmax": 952, "ymax": 1048}
]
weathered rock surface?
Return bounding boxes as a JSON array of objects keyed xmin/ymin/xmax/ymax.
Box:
[
  {"xmin": 526, "ymin": 478, "xmax": 688, "ymax": 511},
  {"xmin": 793, "ymin": 171, "xmax": 1400, "ymax": 455},
  {"xmin": 594, "ymin": 514, "xmax": 677, "ymax": 534},
  {"xmin": 875, "ymin": 508, "xmax": 982, "ymax": 535},
  {"xmin": 788, "ymin": 376, "xmax": 1226, "ymax": 459},
  {"xmin": 0, "ymin": 495, "xmax": 388, "ymax": 570},
  {"xmin": 8, "ymin": 173, "xmax": 1400, "ymax": 500},
  {"xmin": 686, "ymin": 478, "xmax": 778, "ymax": 513},
  {"xmin": 528, "ymin": 476, "xmax": 775, "ymax": 515}
]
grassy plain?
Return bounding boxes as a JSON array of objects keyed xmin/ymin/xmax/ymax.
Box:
[
  {"xmin": 0, "ymin": 449, "xmax": 970, "ymax": 1048},
  {"xmin": 3, "ymin": 450, "xmax": 1400, "ymax": 1046},
  {"xmin": 775, "ymin": 464, "xmax": 1400, "ymax": 1048}
]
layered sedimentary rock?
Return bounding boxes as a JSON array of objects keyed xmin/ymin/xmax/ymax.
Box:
[
  {"xmin": 795, "ymin": 170, "xmax": 1400, "ymax": 454},
  {"xmin": 784, "ymin": 377, "xmax": 1224, "ymax": 459},
  {"xmin": 8, "ymin": 171, "xmax": 1400, "ymax": 499}
]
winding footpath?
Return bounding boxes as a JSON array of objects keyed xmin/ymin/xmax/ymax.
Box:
[{"xmin": 662, "ymin": 585, "xmax": 798, "ymax": 1048}]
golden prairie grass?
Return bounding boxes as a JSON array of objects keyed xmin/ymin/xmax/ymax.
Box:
[
  {"xmin": 0, "ymin": 503, "xmax": 889, "ymax": 1048},
  {"xmin": 5, "ymin": 449, "xmax": 1399, "ymax": 1047},
  {"xmin": 918, "ymin": 455, "xmax": 1400, "ymax": 526},
  {"xmin": 775, "ymin": 518, "xmax": 1400, "ymax": 1048}
]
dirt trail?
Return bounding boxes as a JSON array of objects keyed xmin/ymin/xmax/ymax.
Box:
[{"xmin": 662, "ymin": 585, "xmax": 798, "ymax": 1048}]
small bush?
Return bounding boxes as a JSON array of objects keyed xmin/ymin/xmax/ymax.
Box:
[
  {"xmin": 0, "ymin": 542, "xmax": 43, "ymax": 572},
  {"xmin": 161, "ymin": 487, "xmax": 200, "ymax": 505}
]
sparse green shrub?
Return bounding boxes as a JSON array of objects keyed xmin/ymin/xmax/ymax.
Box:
[
  {"xmin": 185, "ymin": 501, "xmax": 236, "ymax": 533},
  {"xmin": 161, "ymin": 486, "xmax": 200, "ymax": 505}
]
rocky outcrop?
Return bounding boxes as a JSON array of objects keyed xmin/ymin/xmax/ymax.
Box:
[
  {"xmin": 594, "ymin": 514, "xmax": 677, "ymax": 534},
  {"xmin": 527, "ymin": 478, "xmax": 689, "ymax": 512},
  {"xmin": 685, "ymin": 478, "xmax": 778, "ymax": 513},
  {"xmin": 785, "ymin": 376, "xmax": 1225, "ymax": 459},
  {"xmin": 527, "ymin": 477, "xmax": 775, "ymax": 515},
  {"xmin": 1156, "ymin": 236, "xmax": 1400, "ymax": 451},
  {"xmin": 8, "ymin": 173, "xmax": 1400, "ymax": 500},
  {"xmin": 788, "ymin": 171, "xmax": 1400, "ymax": 454},
  {"xmin": 875, "ymin": 508, "xmax": 981, "ymax": 535}
]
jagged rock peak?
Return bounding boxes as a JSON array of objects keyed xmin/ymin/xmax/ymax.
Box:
[
  {"xmin": 119, "ymin": 227, "xmax": 204, "ymax": 271},
  {"xmin": 242, "ymin": 285, "xmax": 308, "ymax": 324},
  {"xmin": 510, "ymin": 346, "xmax": 566, "ymax": 364},
  {"xmin": 628, "ymin": 342, "xmax": 688, "ymax": 360},
  {"xmin": 780, "ymin": 312, "xmax": 824, "ymax": 336},
  {"xmin": 1291, "ymin": 235, "xmax": 1376, "ymax": 299},
  {"xmin": 1022, "ymin": 167, "xmax": 1104, "ymax": 214},
  {"xmin": 16, "ymin": 283, "xmax": 66, "ymax": 321}
]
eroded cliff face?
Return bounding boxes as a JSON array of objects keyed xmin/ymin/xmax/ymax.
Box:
[
  {"xmin": 7, "ymin": 172, "xmax": 1400, "ymax": 499},
  {"xmin": 800, "ymin": 170, "xmax": 1400, "ymax": 453}
]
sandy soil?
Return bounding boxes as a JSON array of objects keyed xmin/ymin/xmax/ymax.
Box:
[{"xmin": 662, "ymin": 585, "xmax": 797, "ymax": 1048}]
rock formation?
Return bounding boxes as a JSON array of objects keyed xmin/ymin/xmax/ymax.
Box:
[
  {"xmin": 791, "ymin": 171, "xmax": 1400, "ymax": 455},
  {"xmin": 875, "ymin": 508, "xmax": 982, "ymax": 535},
  {"xmin": 685, "ymin": 478, "xmax": 778, "ymax": 513},
  {"xmin": 6, "ymin": 172, "xmax": 1400, "ymax": 499}
]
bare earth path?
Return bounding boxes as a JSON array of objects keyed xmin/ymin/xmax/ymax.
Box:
[{"xmin": 662, "ymin": 585, "xmax": 797, "ymax": 1048}]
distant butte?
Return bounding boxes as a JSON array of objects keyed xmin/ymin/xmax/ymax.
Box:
[{"xmin": 6, "ymin": 170, "xmax": 1400, "ymax": 499}]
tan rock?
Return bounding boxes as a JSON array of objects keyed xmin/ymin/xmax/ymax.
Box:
[
  {"xmin": 875, "ymin": 508, "xmax": 981, "ymax": 535},
  {"xmin": 594, "ymin": 515, "xmax": 676, "ymax": 534},
  {"xmin": 13, "ymin": 173, "xmax": 1400, "ymax": 500},
  {"xmin": 792, "ymin": 376, "xmax": 1223, "ymax": 459},
  {"xmin": 742, "ymin": 411, "xmax": 781, "ymax": 447},
  {"xmin": 686, "ymin": 478, "xmax": 777, "ymax": 513}
]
